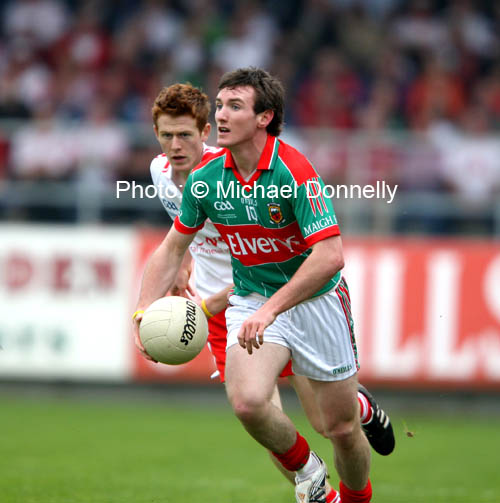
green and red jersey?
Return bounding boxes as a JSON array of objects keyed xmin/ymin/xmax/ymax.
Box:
[{"xmin": 174, "ymin": 134, "xmax": 341, "ymax": 298}]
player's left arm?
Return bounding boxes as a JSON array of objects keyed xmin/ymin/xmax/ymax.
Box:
[
  {"xmin": 237, "ymin": 235, "xmax": 344, "ymax": 354},
  {"xmin": 204, "ymin": 284, "xmax": 235, "ymax": 317},
  {"xmin": 185, "ymin": 283, "xmax": 234, "ymax": 318}
]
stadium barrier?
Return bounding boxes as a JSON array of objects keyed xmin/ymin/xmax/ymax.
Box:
[{"xmin": 1, "ymin": 225, "xmax": 499, "ymax": 390}]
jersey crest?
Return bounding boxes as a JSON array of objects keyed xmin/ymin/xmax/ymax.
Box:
[{"xmin": 267, "ymin": 202, "xmax": 284, "ymax": 224}]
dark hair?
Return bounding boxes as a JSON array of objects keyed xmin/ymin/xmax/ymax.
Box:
[
  {"xmin": 152, "ymin": 83, "xmax": 210, "ymax": 132},
  {"xmin": 218, "ymin": 67, "xmax": 284, "ymax": 136}
]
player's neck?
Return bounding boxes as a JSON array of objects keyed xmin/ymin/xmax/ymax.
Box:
[
  {"xmin": 229, "ymin": 132, "xmax": 267, "ymax": 179},
  {"xmin": 172, "ymin": 169, "xmax": 190, "ymax": 192}
]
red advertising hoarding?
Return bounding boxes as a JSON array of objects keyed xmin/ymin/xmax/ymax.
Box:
[
  {"xmin": 343, "ymin": 238, "xmax": 500, "ymax": 389},
  {"xmin": 133, "ymin": 230, "xmax": 500, "ymax": 389}
]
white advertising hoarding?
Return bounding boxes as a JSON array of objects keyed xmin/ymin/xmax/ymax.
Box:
[{"xmin": 0, "ymin": 225, "xmax": 135, "ymax": 380}]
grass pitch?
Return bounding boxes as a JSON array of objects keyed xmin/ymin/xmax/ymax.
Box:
[{"xmin": 1, "ymin": 391, "xmax": 499, "ymax": 503}]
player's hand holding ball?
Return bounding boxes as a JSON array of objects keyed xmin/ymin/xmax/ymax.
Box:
[{"xmin": 137, "ymin": 296, "xmax": 209, "ymax": 365}]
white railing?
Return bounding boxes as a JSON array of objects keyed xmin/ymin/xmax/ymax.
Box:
[{"xmin": 1, "ymin": 121, "xmax": 499, "ymax": 235}]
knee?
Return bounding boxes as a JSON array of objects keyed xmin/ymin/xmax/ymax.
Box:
[
  {"xmin": 228, "ymin": 390, "xmax": 268, "ymax": 423},
  {"xmin": 323, "ymin": 419, "xmax": 359, "ymax": 449}
]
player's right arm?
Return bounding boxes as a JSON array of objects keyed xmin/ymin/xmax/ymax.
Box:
[
  {"xmin": 133, "ymin": 170, "xmax": 208, "ymax": 360},
  {"xmin": 133, "ymin": 227, "xmax": 195, "ymax": 361}
]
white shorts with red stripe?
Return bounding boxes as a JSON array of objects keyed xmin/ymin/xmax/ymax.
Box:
[{"xmin": 226, "ymin": 277, "xmax": 359, "ymax": 382}]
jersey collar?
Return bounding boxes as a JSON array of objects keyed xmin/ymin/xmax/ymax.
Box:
[{"xmin": 223, "ymin": 134, "xmax": 279, "ymax": 186}]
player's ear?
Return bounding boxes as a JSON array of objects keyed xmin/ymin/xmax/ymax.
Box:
[
  {"xmin": 257, "ymin": 110, "xmax": 274, "ymax": 130},
  {"xmin": 201, "ymin": 122, "xmax": 210, "ymax": 142},
  {"xmin": 153, "ymin": 124, "xmax": 159, "ymax": 140}
]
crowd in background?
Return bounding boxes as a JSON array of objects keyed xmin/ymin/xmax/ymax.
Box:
[{"xmin": 0, "ymin": 0, "xmax": 499, "ymax": 233}]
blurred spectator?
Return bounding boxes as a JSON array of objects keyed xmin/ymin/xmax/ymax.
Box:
[
  {"xmin": 393, "ymin": 132, "xmax": 447, "ymax": 234},
  {"xmin": 0, "ymin": 0, "xmax": 497, "ymax": 137},
  {"xmin": 294, "ymin": 47, "xmax": 362, "ymax": 129},
  {"xmin": 0, "ymin": 70, "xmax": 32, "ymax": 120},
  {"xmin": 335, "ymin": 2, "xmax": 386, "ymax": 73},
  {"xmin": 137, "ymin": 0, "xmax": 182, "ymax": 54},
  {"xmin": 212, "ymin": 1, "xmax": 277, "ymax": 71},
  {"xmin": 51, "ymin": 61, "xmax": 98, "ymax": 119},
  {"xmin": 406, "ymin": 54, "xmax": 466, "ymax": 129},
  {"xmin": 437, "ymin": 105, "xmax": 500, "ymax": 206},
  {"xmin": 0, "ymin": 133, "xmax": 10, "ymax": 179},
  {"xmin": 474, "ymin": 66, "xmax": 500, "ymax": 127},
  {"xmin": 3, "ymin": 0, "xmax": 69, "ymax": 49},
  {"xmin": 1, "ymin": 40, "xmax": 53, "ymax": 111},
  {"xmin": 398, "ymin": 132, "xmax": 443, "ymax": 192},
  {"xmin": 330, "ymin": 0, "xmax": 402, "ymax": 21},
  {"xmin": 76, "ymin": 99, "xmax": 129, "ymax": 186},
  {"xmin": 298, "ymin": 129, "xmax": 349, "ymax": 184},
  {"xmin": 358, "ymin": 78, "xmax": 404, "ymax": 131},
  {"xmin": 428, "ymin": 104, "xmax": 500, "ymax": 233},
  {"xmin": 447, "ymin": 0, "xmax": 498, "ymax": 61},
  {"xmin": 286, "ymin": 0, "xmax": 337, "ymax": 67},
  {"xmin": 9, "ymin": 100, "xmax": 77, "ymax": 181},
  {"xmin": 0, "ymin": 0, "xmax": 498, "ymax": 231},
  {"xmin": 391, "ymin": 0, "xmax": 450, "ymax": 56},
  {"xmin": 170, "ymin": 17, "xmax": 205, "ymax": 84},
  {"xmin": 51, "ymin": 3, "xmax": 112, "ymax": 72}
]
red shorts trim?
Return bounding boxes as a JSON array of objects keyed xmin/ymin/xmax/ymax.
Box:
[
  {"xmin": 280, "ymin": 359, "xmax": 294, "ymax": 378},
  {"xmin": 207, "ymin": 310, "xmax": 228, "ymax": 382},
  {"xmin": 207, "ymin": 309, "xmax": 294, "ymax": 382}
]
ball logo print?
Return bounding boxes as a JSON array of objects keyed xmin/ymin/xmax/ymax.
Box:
[
  {"xmin": 214, "ymin": 201, "xmax": 235, "ymax": 211},
  {"xmin": 139, "ymin": 296, "xmax": 209, "ymax": 364},
  {"xmin": 180, "ymin": 300, "xmax": 197, "ymax": 345}
]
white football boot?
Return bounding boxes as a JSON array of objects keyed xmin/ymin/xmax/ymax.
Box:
[{"xmin": 294, "ymin": 452, "xmax": 328, "ymax": 503}]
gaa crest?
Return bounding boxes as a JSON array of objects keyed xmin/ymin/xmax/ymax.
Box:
[{"xmin": 267, "ymin": 203, "xmax": 284, "ymax": 224}]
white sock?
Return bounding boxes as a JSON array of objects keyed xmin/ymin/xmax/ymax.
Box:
[{"xmin": 296, "ymin": 452, "xmax": 321, "ymax": 482}]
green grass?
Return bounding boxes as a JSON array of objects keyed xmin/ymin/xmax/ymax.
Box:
[{"xmin": 1, "ymin": 394, "xmax": 499, "ymax": 502}]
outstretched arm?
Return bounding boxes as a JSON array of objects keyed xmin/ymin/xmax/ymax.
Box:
[{"xmin": 133, "ymin": 227, "xmax": 195, "ymax": 360}]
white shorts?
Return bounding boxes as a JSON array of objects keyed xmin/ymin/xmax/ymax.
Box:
[{"xmin": 225, "ymin": 278, "xmax": 359, "ymax": 382}]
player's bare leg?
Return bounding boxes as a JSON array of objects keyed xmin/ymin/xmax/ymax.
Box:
[
  {"xmin": 226, "ymin": 342, "xmax": 336, "ymax": 502},
  {"xmin": 309, "ymin": 373, "xmax": 371, "ymax": 493},
  {"xmin": 268, "ymin": 382, "xmax": 339, "ymax": 500},
  {"xmin": 290, "ymin": 374, "xmax": 396, "ymax": 456},
  {"xmin": 268, "ymin": 384, "xmax": 296, "ymax": 483},
  {"xmin": 225, "ymin": 342, "xmax": 296, "ymax": 452},
  {"xmin": 288, "ymin": 374, "xmax": 326, "ymax": 437}
]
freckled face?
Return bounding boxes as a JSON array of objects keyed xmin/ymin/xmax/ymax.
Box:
[{"xmin": 154, "ymin": 114, "xmax": 209, "ymax": 173}]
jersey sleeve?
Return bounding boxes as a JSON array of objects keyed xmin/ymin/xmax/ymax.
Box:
[
  {"xmin": 150, "ymin": 159, "xmax": 160, "ymax": 186},
  {"xmin": 289, "ymin": 173, "xmax": 340, "ymax": 246},
  {"xmin": 174, "ymin": 172, "xmax": 207, "ymax": 234}
]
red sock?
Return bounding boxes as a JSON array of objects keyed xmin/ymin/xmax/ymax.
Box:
[
  {"xmin": 339, "ymin": 480, "xmax": 372, "ymax": 503},
  {"xmin": 358, "ymin": 393, "xmax": 373, "ymax": 424},
  {"xmin": 272, "ymin": 432, "xmax": 310, "ymax": 472},
  {"xmin": 326, "ymin": 488, "xmax": 340, "ymax": 503}
]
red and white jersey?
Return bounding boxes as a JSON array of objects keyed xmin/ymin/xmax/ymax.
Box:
[{"xmin": 149, "ymin": 144, "xmax": 233, "ymax": 298}]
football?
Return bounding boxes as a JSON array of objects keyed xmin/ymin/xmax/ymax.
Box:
[{"xmin": 139, "ymin": 296, "xmax": 209, "ymax": 365}]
